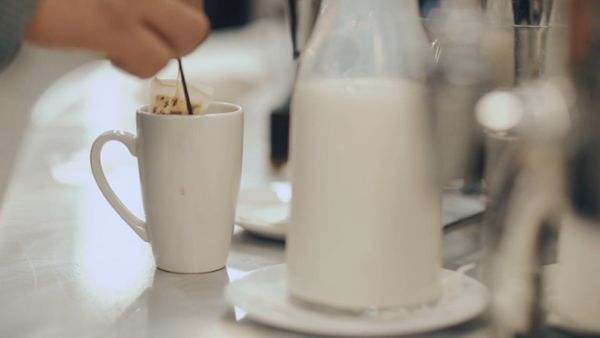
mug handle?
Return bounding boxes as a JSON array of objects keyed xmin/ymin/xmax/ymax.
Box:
[{"xmin": 90, "ymin": 131, "xmax": 149, "ymax": 242}]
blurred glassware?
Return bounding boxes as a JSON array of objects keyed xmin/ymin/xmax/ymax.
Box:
[
  {"xmin": 480, "ymin": 0, "xmax": 569, "ymax": 204},
  {"xmin": 478, "ymin": 4, "xmax": 570, "ymax": 303},
  {"xmin": 481, "ymin": 0, "xmax": 569, "ymax": 87},
  {"xmin": 424, "ymin": 0, "xmax": 491, "ymax": 188},
  {"xmin": 485, "ymin": 1, "xmax": 600, "ymax": 336},
  {"xmin": 479, "ymin": 79, "xmax": 571, "ymax": 338}
]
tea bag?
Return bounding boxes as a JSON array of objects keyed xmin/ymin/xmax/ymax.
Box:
[{"xmin": 150, "ymin": 75, "xmax": 213, "ymax": 115}]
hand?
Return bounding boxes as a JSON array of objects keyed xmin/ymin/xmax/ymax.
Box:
[{"xmin": 25, "ymin": 0, "xmax": 210, "ymax": 78}]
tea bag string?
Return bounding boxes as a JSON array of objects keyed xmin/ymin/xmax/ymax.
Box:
[
  {"xmin": 177, "ymin": 58, "xmax": 194, "ymax": 115},
  {"xmin": 174, "ymin": 67, "xmax": 182, "ymax": 101}
]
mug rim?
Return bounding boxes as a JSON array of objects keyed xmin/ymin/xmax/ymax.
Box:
[{"xmin": 137, "ymin": 101, "xmax": 242, "ymax": 118}]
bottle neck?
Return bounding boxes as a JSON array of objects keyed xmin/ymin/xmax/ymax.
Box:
[
  {"xmin": 320, "ymin": 0, "xmax": 421, "ymax": 23},
  {"xmin": 300, "ymin": 0, "xmax": 430, "ymax": 81}
]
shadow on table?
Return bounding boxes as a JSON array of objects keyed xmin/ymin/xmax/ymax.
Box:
[
  {"xmin": 225, "ymin": 228, "xmax": 286, "ymax": 272},
  {"xmin": 113, "ymin": 268, "xmax": 230, "ymax": 337}
]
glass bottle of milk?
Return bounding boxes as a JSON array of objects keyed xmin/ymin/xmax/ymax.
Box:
[{"xmin": 288, "ymin": 0, "xmax": 442, "ymax": 310}]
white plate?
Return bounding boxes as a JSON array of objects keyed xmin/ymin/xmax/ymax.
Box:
[
  {"xmin": 235, "ymin": 183, "xmax": 484, "ymax": 241},
  {"xmin": 235, "ymin": 182, "xmax": 291, "ymax": 240},
  {"xmin": 225, "ymin": 264, "xmax": 490, "ymax": 337}
]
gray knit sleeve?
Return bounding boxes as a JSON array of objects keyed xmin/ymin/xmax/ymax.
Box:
[{"xmin": 0, "ymin": 0, "xmax": 39, "ymax": 70}]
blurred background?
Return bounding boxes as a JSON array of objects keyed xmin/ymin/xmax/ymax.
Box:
[
  {"xmin": 0, "ymin": 0, "xmax": 303, "ymax": 205},
  {"xmin": 0, "ymin": 0, "xmax": 449, "ymax": 205}
]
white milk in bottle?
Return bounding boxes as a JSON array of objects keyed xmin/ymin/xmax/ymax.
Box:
[{"xmin": 288, "ymin": 78, "xmax": 441, "ymax": 309}]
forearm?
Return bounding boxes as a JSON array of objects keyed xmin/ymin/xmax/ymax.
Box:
[{"xmin": 0, "ymin": 0, "xmax": 39, "ymax": 70}]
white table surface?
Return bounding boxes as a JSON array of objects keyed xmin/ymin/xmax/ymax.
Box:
[
  {"xmin": 0, "ymin": 46, "xmax": 95, "ymax": 204},
  {"xmin": 0, "ymin": 21, "xmax": 492, "ymax": 338}
]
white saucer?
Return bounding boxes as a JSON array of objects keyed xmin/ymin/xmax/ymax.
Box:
[
  {"xmin": 235, "ymin": 182, "xmax": 290, "ymax": 240},
  {"xmin": 235, "ymin": 183, "xmax": 484, "ymax": 241},
  {"xmin": 225, "ymin": 264, "xmax": 490, "ymax": 337}
]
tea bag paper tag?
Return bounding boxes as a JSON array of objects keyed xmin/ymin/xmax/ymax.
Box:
[{"xmin": 150, "ymin": 78, "xmax": 213, "ymax": 115}]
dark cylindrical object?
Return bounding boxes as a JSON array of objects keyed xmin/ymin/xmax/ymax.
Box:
[
  {"xmin": 567, "ymin": 0, "xmax": 600, "ymax": 220},
  {"xmin": 204, "ymin": 0, "xmax": 251, "ymax": 29},
  {"xmin": 270, "ymin": 101, "xmax": 290, "ymax": 168}
]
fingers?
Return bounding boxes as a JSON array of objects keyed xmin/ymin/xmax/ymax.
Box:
[
  {"xmin": 109, "ymin": 0, "xmax": 210, "ymax": 77},
  {"xmin": 109, "ymin": 28, "xmax": 173, "ymax": 78},
  {"xmin": 26, "ymin": 0, "xmax": 211, "ymax": 78},
  {"xmin": 142, "ymin": 0, "xmax": 210, "ymax": 56}
]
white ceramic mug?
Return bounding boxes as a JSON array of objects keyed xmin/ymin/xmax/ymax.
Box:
[{"xmin": 90, "ymin": 102, "xmax": 243, "ymax": 273}]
